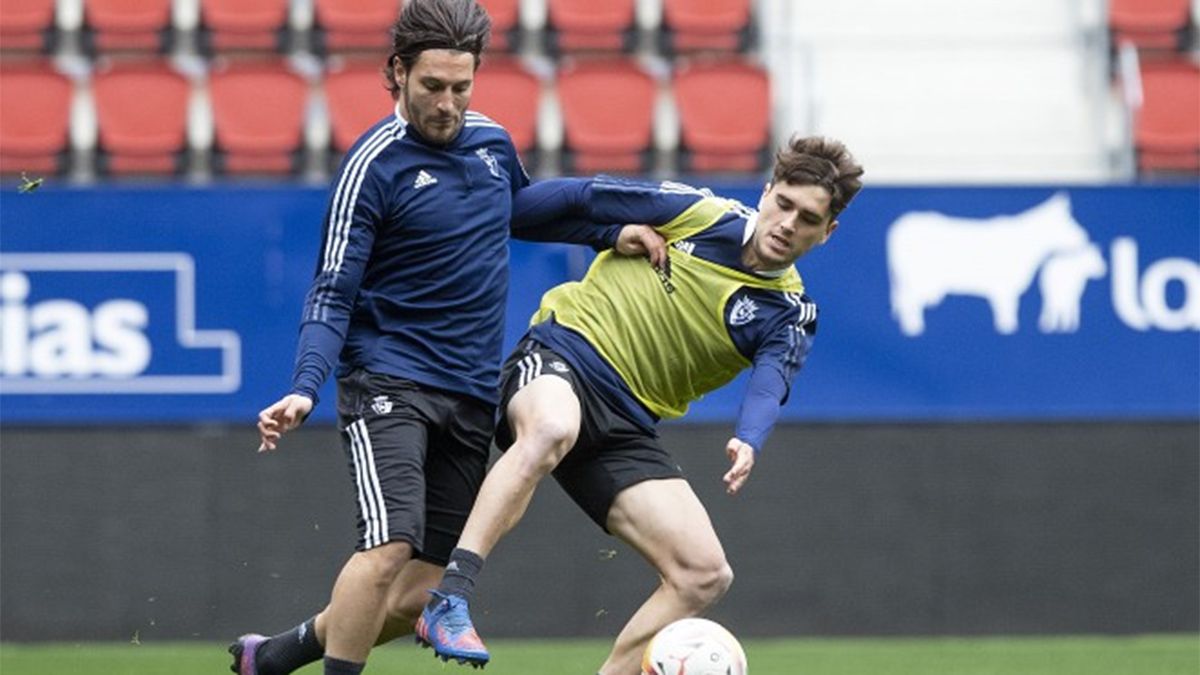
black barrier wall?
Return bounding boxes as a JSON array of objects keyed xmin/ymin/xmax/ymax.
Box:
[{"xmin": 1, "ymin": 422, "xmax": 1196, "ymax": 640}]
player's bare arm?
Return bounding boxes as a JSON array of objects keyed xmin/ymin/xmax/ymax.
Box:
[
  {"xmin": 722, "ymin": 437, "xmax": 756, "ymax": 495},
  {"xmin": 257, "ymin": 394, "xmax": 314, "ymax": 452}
]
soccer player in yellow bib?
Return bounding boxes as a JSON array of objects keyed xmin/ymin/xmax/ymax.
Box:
[{"xmin": 416, "ymin": 136, "xmax": 864, "ymax": 673}]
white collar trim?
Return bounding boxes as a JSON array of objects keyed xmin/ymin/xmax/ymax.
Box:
[{"xmin": 742, "ymin": 211, "xmax": 757, "ymax": 245}]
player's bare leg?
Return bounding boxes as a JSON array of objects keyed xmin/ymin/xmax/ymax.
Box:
[
  {"xmin": 417, "ymin": 375, "xmax": 581, "ymax": 665},
  {"xmin": 321, "ymin": 541, "xmax": 414, "ymax": 665},
  {"xmin": 235, "ymin": 557, "xmax": 439, "ymax": 675},
  {"xmin": 457, "ymin": 375, "xmax": 581, "ymax": 556},
  {"xmin": 377, "ymin": 558, "xmax": 444, "ymax": 642},
  {"xmin": 302, "ymin": 557, "xmax": 443, "ymax": 648},
  {"xmin": 598, "ymin": 478, "xmax": 734, "ymax": 675}
]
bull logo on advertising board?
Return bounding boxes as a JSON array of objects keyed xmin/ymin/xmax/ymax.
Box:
[{"xmin": 886, "ymin": 192, "xmax": 1200, "ymax": 336}]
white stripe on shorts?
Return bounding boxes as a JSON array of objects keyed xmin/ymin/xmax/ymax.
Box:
[
  {"xmin": 517, "ymin": 355, "xmax": 529, "ymax": 387},
  {"xmin": 518, "ymin": 352, "xmax": 544, "ymax": 388},
  {"xmin": 348, "ymin": 419, "xmax": 389, "ymax": 549}
]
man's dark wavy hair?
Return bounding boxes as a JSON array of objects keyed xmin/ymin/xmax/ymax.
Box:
[
  {"xmin": 772, "ymin": 136, "xmax": 865, "ymax": 218},
  {"xmin": 382, "ymin": 0, "xmax": 492, "ymax": 98}
]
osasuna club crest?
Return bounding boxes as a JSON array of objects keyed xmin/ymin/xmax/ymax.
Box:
[
  {"xmin": 371, "ymin": 395, "xmax": 393, "ymax": 414},
  {"xmin": 476, "ymin": 148, "xmax": 500, "ymax": 177},
  {"xmin": 729, "ymin": 295, "xmax": 759, "ymax": 326}
]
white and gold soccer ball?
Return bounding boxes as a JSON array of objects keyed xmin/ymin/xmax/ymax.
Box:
[{"xmin": 641, "ymin": 617, "xmax": 748, "ymax": 675}]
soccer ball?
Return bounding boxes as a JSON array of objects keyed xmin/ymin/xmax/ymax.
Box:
[{"xmin": 641, "ymin": 617, "xmax": 748, "ymax": 675}]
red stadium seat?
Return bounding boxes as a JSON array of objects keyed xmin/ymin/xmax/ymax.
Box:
[
  {"xmin": 200, "ymin": 0, "xmax": 290, "ymax": 52},
  {"xmin": 1109, "ymin": 0, "xmax": 1192, "ymax": 51},
  {"xmin": 557, "ymin": 58, "xmax": 655, "ymax": 172},
  {"xmin": 85, "ymin": 0, "xmax": 172, "ymax": 52},
  {"xmin": 313, "ymin": 0, "xmax": 399, "ymax": 53},
  {"xmin": 1136, "ymin": 59, "xmax": 1200, "ymax": 173},
  {"xmin": 546, "ymin": 0, "xmax": 635, "ymax": 53},
  {"xmin": 673, "ymin": 59, "xmax": 769, "ymax": 172},
  {"xmin": 0, "ymin": 0, "xmax": 55, "ymax": 52},
  {"xmin": 324, "ymin": 58, "xmax": 394, "ymax": 155},
  {"xmin": 471, "ymin": 57, "xmax": 540, "ymax": 158},
  {"xmin": 479, "ymin": 0, "xmax": 519, "ymax": 51},
  {"xmin": 0, "ymin": 61, "xmax": 72, "ymax": 174},
  {"xmin": 209, "ymin": 59, "xmax": 309, "ymax": 174},
  {"xmin": 93, "ymin": 59, "xmax": 190, "ymax": 174},
  {"xmin": 662, "ymin": 0, "xmax": 752, "ymax": 53}
]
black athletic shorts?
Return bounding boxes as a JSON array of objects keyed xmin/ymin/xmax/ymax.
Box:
[
  {"xmin": 336, "ymin": 369, "xmax": 493, "ymax": 565},
  {"xmin": 495, "ymin": 339, "xmax": 683, "ymax": 532}
]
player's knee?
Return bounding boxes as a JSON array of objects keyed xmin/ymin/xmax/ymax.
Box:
[
  {"xmin": 671, "ymin": 557, "xmax": 734, "ymax": 609},
  {"xmin": 714, "ymin": 561, "xmax": 735, "ymax": 599},
  {"xmin": 514, "ymin": 417, "xmax": 576, "ymax": 467},
  {"xmin": 695, "ymin": 560, "xmax": 734, "ymax": 606},
  {"xmin": 359, "ymin": 542, "xmax": 413, "ymax": 586},
  {"xmin": 508, "ymin": 442, "xmax": 561, "ymax": 480}
]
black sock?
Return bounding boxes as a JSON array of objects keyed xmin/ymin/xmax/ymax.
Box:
[
  {"xmin": 323, "ymin": 656, "xmax": 364, "ymax": 675},
  {"xmin": 430, "ymin": 547, "xmax": 485, "ymax": 608},
  {"xmin": 256, "ymin": 617, "xmax": 324, "ymax": 675}
]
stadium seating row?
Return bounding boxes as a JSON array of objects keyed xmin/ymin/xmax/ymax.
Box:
[
  {"xmin": 0, "ymin": 55, "xmax": 771, "ymax": 178},
  {"xmin": 1132, "ymin": 56, "xmax": 1200, "ymax": 173},
  {"xmin": 1108, "ymin": 0, "xmax": 1196, "ymax": 52},
  {"xmin": 3, "ymin": 2, "xmax": 1195, "ymax": 182},
  {"xmin": 1106, "ymin": 0, "xmax": 1199, "ymax": 174},
  {"xmin": 0, "ymin": 0, "xmax": 755, "ymax": 56},
  {"xmin": 4, "ymin": 0, "xmax": 1195, "ymax": 58}
]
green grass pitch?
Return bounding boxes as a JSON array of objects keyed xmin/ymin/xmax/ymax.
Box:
[{"xmin": 1, "ymin": 635, "xmax": 1196, "ymax": 675}]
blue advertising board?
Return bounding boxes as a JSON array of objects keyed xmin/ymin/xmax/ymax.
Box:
[{"xmin": 1, "ymin": 182, "xmax": 1196, "ymax": 424}]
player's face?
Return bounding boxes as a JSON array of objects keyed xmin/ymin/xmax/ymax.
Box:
[
  {"xmin": 750, "ymin": 182, "xmax": 838, "ymax": 270},
  {"xmin": 394, "ymin": 49, "xmax": 475, "ymax": 146}
]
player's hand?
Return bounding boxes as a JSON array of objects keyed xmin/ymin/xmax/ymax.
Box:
[
  {"xmin": 722, "ymin": 437, "xmax": 756, "ymax": 496},
  {"xmin": 615, "ymin": 224, "xmax": 668, "ymax": 272},
  {"xmin": 257, "ymin": 394, "xmax": 314, "ymax": 452}
]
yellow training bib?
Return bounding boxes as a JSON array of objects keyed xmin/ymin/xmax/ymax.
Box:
[{"xmin": 532, "ymin": 197, "xmax": 803, "ymax": 418}]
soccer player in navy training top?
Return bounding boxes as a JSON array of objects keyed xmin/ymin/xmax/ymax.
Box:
[
  {"xmin": 417, "ymin": 136, "xmax": 865, "ymax": 674},
  {"xmin": 227, "ymin": 2, "xmax": 661, "ymax": 674}
]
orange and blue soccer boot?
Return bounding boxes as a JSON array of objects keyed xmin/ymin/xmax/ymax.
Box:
[
  {"xmin": 415, "ymin": 591, "xmax": 490, "ymax": 668},
  {"xmin": 227, "ymin": 633, "xmax": 266, "ymax": 675}
]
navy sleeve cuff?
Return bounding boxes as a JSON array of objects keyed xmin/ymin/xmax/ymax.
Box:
[{"xmin": 734, "ymin": 366, "xmax": 788, "ymax": 454}]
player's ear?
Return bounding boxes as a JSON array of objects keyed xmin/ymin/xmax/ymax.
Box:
[
  {"xmin": 757, "ymin": 182, "xmax": 772, "ymax": 210},
  {"xmin": 390, "ymin": 55, "xmax": 407, "ymax": 89},
  {"xmin": 822, "ymin": 219, "xmax": 839, "ymax": 243}
]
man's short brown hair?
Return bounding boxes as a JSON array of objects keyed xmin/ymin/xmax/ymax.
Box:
[{"xmin": 772, "ymin": 136, "xmax": 864, "ymax": 218}]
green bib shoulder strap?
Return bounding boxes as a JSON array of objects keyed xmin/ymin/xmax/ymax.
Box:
[{"xmin": 659, "ymin": 197, "xmax": 737, "ymax": 243}]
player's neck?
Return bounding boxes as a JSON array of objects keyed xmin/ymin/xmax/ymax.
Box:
[{"xmin": 740, "ymin": 243, "xmax": 789, "ymax": 275}]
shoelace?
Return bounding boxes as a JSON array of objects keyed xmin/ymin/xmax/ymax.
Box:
[
  {"xmin": 440, "ymin": 603, "xmax": 472, "ymax": 633},
  {"xmin": 429, "ymin": 593, "xmax": 472, "ymax": 634}
]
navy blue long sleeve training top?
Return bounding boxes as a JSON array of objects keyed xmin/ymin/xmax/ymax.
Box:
[{"xmin": 289, "ymin": 109, "xmax": 616, "ymax": 407}]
